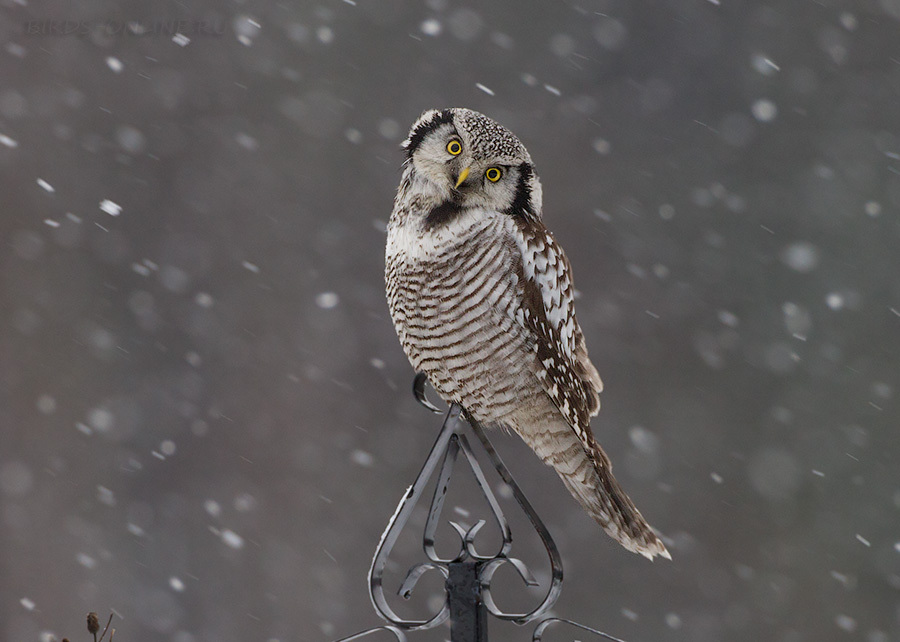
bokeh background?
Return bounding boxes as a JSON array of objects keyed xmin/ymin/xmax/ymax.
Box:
[{"xmin": 1, "ymin": 1, "xmax": 899, "ymax": 641}]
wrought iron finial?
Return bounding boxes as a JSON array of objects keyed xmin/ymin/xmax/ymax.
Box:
[
  {"xmin": 336, "ymin": 374, "xmax": 638, "ymax": 642},
  {"xmin": 367, "ymin": 390, "xmax": 563, "ymax": 630}
]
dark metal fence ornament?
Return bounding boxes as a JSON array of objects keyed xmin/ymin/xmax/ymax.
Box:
[
  {"xmin": 333, "ymin": 626, "xmax": 408, "ymax": 642},
  {"xmin": 532, "ymin": 619, "xmax": 628, "ymax": 642},
  {"xmin": 335, "ymin": 373, "xmax": 632, "ymax": 642}
]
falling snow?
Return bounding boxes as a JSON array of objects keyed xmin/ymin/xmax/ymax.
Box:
[
  {"xmin": 345, "ymin": 128, "xmax": 363, "ymax": 144},
  {"xmin": 315, "ymin": 292, "xmax": 340, "ymax": 309},
  {"xmin": 234, "ymin": 15, "xmax": 262, "ymax": 47},
  {"xmin": 835, "ymin": 614, "xmax": 857, "ymax": 633},
  {"xmin": 3, "ymin": 4, "xmax": 898, "ymax": 641},
  {"xmin": 751, "ymin": 54, "xmax": 780, "ymax": 75},
  {"xmin": 99, "ymin": 199, "xmax": 122, "ymax": 216},
  {"xmin": 420, "ymin": 19, "xmax": 442, "ymax": 36},
  {"xmin": 864, "ymin": 201, "xmax": 881, "ymax": 217},
  {"xmin": 350, "ymin": 449, "xmax": 374, "ymax": 467},
  {"xmin": 36, "ymin": 394, "xmax": 56, "ymax": 414},
  {"xmin": 751, "ymin": 99, "xmax": 778, "ymax": 122},
  {"xmin": 96, "ymin": 485, "xmax": 116, "ymax": 506},
  {"xmin": 825, "ymin": 292, "xmax": 844, "ymax": 310},
  {"xmin": 0, "ymin": 133, "xmax": 19, "ymax": 147},
  {"xmin": 593, "ymin": 138, "xmax": 612, "ymax": 155},
  {"xmin": 781, "ymin": 241, "xmax": 820, "ymax": 273},
  {"xmin": 195, "ymin": 292, "xmax": 215, "ymax": 307},
  {"xmin": 220, "ymin": 529, "xmax": 244, "ymax": 549}
]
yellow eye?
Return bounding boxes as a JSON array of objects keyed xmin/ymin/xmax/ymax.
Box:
[
  {"xmin": 446, "ymin": 139, "xmax": 462, "ymax": 156},
  {"xmin": 485, "ymin": 167, "xmax": 502, "ymax": 182}
]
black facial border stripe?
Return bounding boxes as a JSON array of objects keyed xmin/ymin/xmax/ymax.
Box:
[
  {"xmin": 506, "ymin": 162, "xmax": 534, "ymax": 218},
  {"xmin": 404, "ymin": 109, "xmax": 454, "ymax": 157}
]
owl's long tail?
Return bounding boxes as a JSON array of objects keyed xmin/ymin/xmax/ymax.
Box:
[{"xmin": 520, "ymin": 419, "xmax": 671, "ymax": 561}]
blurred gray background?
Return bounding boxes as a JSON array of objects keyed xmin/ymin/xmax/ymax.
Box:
[{"xmin": 1, "ymin": 0, "xmax": 899, "ymax": 641}]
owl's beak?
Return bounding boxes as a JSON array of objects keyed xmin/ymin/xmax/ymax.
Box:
[{"xmin": 454, "ymin": 166, "xmax": 471, "ymax": 189}]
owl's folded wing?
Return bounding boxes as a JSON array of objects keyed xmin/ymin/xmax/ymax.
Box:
[{"xmin": 512, "ymin": 220, "xmax": 603, "ymax": 432}]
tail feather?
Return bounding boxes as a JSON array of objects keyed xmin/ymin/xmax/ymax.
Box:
[
  {"xmin": 521, "ymin": 419, "xmax": 670, "ymax": 561},
  {"xmin": 557, "ymin": 455, "xmax": 671, "ymax": 560}
]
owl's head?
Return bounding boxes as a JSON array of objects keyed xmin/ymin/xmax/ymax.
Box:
[{"xmin": 402, "ymin": 108, "xmax": 543, "ymax": 218}]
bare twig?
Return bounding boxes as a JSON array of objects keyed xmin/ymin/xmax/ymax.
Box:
[{"xmin": 96, "ymin": 614, "xmax": 114, "ymax": 642}]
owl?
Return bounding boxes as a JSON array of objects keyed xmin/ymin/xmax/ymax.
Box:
[{"xmin": 385, "ymin": 108, "xmax": 669, "ymax": 560}]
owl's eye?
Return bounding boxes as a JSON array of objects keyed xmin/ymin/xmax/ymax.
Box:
[
  {"xmin": 485, "ymin": 167, "xmax": 503, "ymax": 182},
  {"xmin": 446, "ymin": 139, "xmax": 463, "ymax": 156}
]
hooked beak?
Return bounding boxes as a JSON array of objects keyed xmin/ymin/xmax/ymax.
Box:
[{"xmin": 454, "ymin": 166, "xmax": 470, "ymax": 189}]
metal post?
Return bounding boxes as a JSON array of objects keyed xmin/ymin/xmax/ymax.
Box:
[{"xmin": 447, "ymin": 561, "xmax": 487, "ymax": 642}]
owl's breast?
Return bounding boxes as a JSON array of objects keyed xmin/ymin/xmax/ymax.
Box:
[{"xmin": 385, "ymin": 209, "xmax": 537, "ymax": 423}]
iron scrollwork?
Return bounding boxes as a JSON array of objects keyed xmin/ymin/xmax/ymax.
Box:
[
  {"xmin": 334, "ymin": 626, "xmax": 408, "ymax": 642},
  {"xmin": 336, "ymin": 374, "xmax": 635, "ymax": 642},
  {"xmin": 368, "ymin": 374, "xmax": 563, "ymax": 629}
]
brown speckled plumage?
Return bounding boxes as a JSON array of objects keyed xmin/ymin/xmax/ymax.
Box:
[{"xmin": 385, "ymin": 108, "xmax": 670, "ymax": 560}]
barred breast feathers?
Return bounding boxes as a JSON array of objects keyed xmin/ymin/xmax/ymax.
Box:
[{"xmin": 387, "ymin": 161, "xmax": 602, "ymax": 429}]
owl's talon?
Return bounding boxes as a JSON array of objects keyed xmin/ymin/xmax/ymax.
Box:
[{"xmin": 413, "ymin": 372, "xmax": 443, "ymax": 413}]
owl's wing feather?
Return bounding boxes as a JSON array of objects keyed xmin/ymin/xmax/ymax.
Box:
[
  {"xmin": 570, "ymin": 269, "xmax": 603, "ymax": 416},
  {"xmin": 511, "ymin": 220, "xmax": 671, "ymax": 560},
  {"xmin": 513, "ymin": 219, "xmax": 603, "ymax": 432}
]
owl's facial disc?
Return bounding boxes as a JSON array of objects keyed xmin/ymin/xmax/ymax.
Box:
[{"xmin": 402, "ymin": 108, "xmax": 543, "ymax": 219}]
